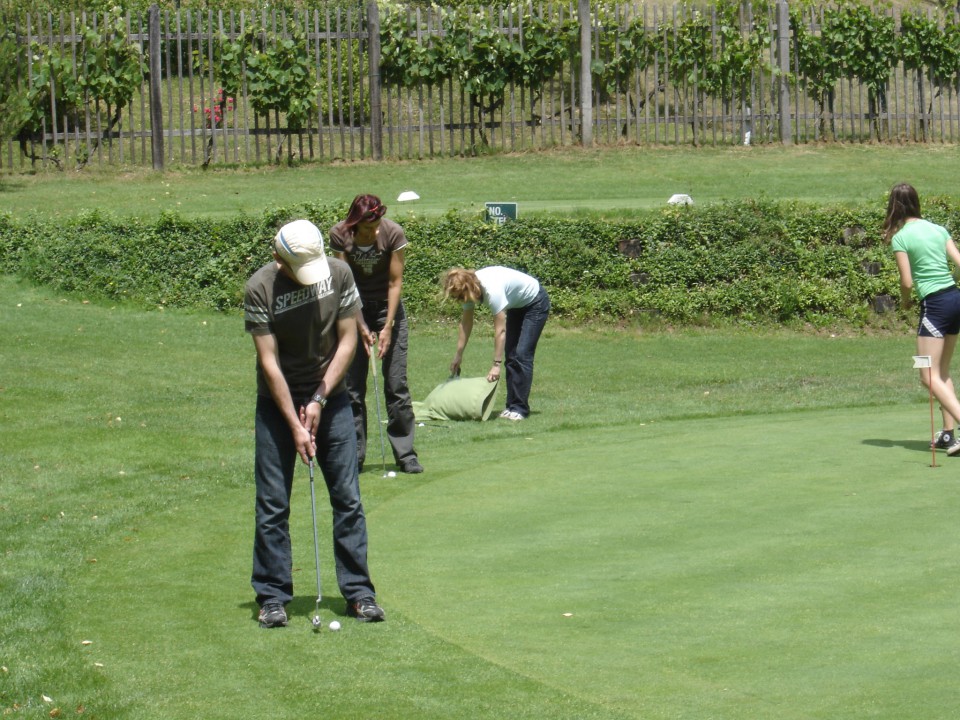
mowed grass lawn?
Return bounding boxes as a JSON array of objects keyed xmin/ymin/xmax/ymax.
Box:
[
  {"xmin": 3, "ymin": 144, "xmax": 960, "ymax": 718},
  {"xmin": 2, "ymin": 144, "xmax": 960, "ymax": 219},
  {"xmin": 3, "ymin": 276, "xmax": 960, "ymax": 719}
]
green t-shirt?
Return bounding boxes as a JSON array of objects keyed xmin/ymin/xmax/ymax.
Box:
[{"xmin": 892, "ymin": 219, "xmax": 955, "ymax": 299}]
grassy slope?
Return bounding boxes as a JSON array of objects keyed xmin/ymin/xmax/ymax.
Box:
[{"xmin": 1, "ymin": 144, "xmax": 959, "ymax": 220}]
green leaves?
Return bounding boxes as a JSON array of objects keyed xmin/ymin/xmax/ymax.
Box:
[
  {"xmin": 76, "ymin": 17, "xmax": 143, "ymax": 111},
  {"xmin": 592, "ymin": 16, "xmax": 654, "ymax": 99},
  {"xmin": 824, "ymin": 3, "xmax": 896, "ymax": 95},
  {"xmin": 898, "ymin": 11, "xmax": 960, "ymax": 90},
  {"xmin": 0, "ymin": 13, "xmax": 142, "ymax": 167},
  {"xmin": 662, "ymin": 2, "xmax": 772, "ymax": 100},
  {"xmin": 216, "ymin": 25, "xmax": 317, "ymax": 132},
  {"xmin": 380, "ymin": 9, "xmax": 456, "ymax": 88},
  {"xmin": 380, "ymin": 6, "xmax": 577, "ymax": 104},
  {"xmin": 379, "ymin": 0, "xmax": 774, "ymax": 110},
  {"xmin": 791, "ymin": 6, "xmax": 840, "ymax": 104},
  {"xmin": 794, "ymin": 2, "xmax": 899, "ymax": 100},
  {"xmin": 0, "ymin": 198, "xmax": 912, "ymax": 327},
  {"xmin": 520, "ymin": 12, "xmax": 577, "ymax": 91}
]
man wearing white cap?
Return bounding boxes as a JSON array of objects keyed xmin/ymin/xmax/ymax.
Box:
[{"xmin": 244, "ymin": 219, "xmax": 385, "ymax": 628}]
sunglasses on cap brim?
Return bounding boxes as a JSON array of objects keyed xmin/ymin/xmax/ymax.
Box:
[{"xmin": 362, "ymin": 204, "xmax": 387, "ymax": 221}]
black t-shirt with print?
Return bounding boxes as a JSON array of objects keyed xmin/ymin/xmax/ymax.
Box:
[{"xmin": 244, "ymin": 258, "xmax": 360, "ymax": 397}]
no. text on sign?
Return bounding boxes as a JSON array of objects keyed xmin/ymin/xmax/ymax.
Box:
[{"xmin": 485, "ymin": 202, "xmax": 518, "ymax": 225}]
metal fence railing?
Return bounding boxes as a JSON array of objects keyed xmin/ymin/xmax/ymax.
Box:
[{"xmin": 4, "ymin": 2, "xmax": 959, "ymax": 170}]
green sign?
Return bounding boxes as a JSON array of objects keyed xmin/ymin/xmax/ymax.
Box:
[{"xmin": 485, "ymin": 202, "xmax": 518, "ymax": 225}]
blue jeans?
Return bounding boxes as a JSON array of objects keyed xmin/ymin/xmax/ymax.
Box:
[
  {"xmin": 251, "ymin": 390, "xmax": 376, "ymax": 607},
  {"xmin": 504, "ymin": 286, "xmax": 550, "ymax": 417}
]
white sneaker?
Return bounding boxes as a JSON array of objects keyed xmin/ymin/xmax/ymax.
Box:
[{"xmin": 499, "ymin": 410, "xmax": 524, "ymax": 421}]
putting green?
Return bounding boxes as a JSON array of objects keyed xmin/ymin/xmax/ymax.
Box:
[
  {"xmin": 374, "ymin": 406, "xmax": 960, "ymax": 718},
  {"xmin": 67, "ymin": 405, "xmax": 959, "ymax": 719}
]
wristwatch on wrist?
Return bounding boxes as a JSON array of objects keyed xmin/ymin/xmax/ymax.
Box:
[{"xmin": 310, "ymin": 393, "xmax": 328, "ymax": 408}]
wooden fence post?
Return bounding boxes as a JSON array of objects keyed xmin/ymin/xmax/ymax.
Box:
[
  {"xmin": 149, "ymin": 5, "xmax": 165, "ymax": 169},
  {"xmin": 367, "ymin": 0, "xmax": 383, "ymax": 161},
  {"xmin": 578, "ymin": 0, "xmax": 592, "ymax": 147},
  {"xmin": 776, "ymin": 0, "xmax": 792, "ymax": 145}
]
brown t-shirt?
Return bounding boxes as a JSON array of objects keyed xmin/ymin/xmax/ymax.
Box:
[
  {"xmin": 327, "ymin": 217, "xmax": 408, "ymax": 301},
  {"xmin": 244, "ymin": 258, "xmax": 360, "ymax": 398}
]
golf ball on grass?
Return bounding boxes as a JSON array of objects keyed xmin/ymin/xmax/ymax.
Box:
[
  {"xmin": 328, "ymin": 621, "xmax": 341, "ymax": 631},
  {"xmin": 387, "ymin": 471, "xmax": 397, "ymax": 477}
]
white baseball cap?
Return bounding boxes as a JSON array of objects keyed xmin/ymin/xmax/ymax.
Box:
[{"xmin": 274, "ymin": 220, "xmax": 331, "ymax": 285}]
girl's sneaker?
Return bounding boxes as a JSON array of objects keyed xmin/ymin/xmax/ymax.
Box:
[
  {"xmin": 947, "ymin": 437, "xmax": 960, "ymax": 456},
  {"xmin": 932, "ymin": 430, "xmax": 954, "ymax": 449},
  {"xmin": 499, "ymin": 409, "xmax": 524, "ymax": 421}
]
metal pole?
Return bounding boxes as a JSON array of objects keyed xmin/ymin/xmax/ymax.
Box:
[
  {"xmin": 370, "ymin": 349, "xmax": 389, "ymax": 476},
  {"xmin": 308, "ymin": 458, "xmax": 324, "ymax": 628},
  {"xmin": 367, "ymin": 0, "xmax": 383, "ymax": 161},
  {"xmin": 578, "ymin": 0, "xmax": 592, "ymax": 147},
  {"xmin": 776, "ymin": 0, "xmax": 793, "ymax": 145},
  {"xmin": 149, "ymin": 5, "xmax": 165, "ymax": 169}
]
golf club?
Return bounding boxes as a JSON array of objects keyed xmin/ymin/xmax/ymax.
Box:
[
  {"xmin": 369, "ymin": 345, "xmax": 389, "ymax": 477},
  {"xmin": 307, "ymin": 457, "xmax": 324, "ymax": 630}
]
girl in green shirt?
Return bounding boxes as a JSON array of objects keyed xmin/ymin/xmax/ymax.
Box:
[{"xmin": 886, "ymin": 182, "xmax": 960, "ymax": 455}]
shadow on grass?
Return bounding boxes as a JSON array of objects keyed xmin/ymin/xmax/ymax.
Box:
[
  {"xmin": 862, "ymin": 438, "xmax": 932, "ymax": 453},
  {"xmin": 0, "ymin": 178, "xmax": 29, "ymax": 193}
]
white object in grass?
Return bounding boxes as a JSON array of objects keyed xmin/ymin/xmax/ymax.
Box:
[
  {"xmin": 397, "ymin": 191, "xmax": 420, "ymax": 202},
  {"xmin": 667, "ymin": 194, "xmax": 693, "ymax": 205},
  {"xmin": 328, "ymin": 621, "xmax": 341, "ymax": 631}
]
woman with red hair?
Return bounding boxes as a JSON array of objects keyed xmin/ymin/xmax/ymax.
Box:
[{"xmin": 329, "ymin": 195, "xmax": 422, "ymax": 474}]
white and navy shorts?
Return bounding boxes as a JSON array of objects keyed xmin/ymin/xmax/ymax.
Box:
[{"xmin": 918, "ymin": 285, "xmax": 960, "ymax": 337}]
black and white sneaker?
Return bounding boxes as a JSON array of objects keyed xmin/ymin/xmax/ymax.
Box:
[
  {"xmin": 347, "ymin": 597, "xmax": 385, "ymax": 622},
  {"xmin": 258, "ymin": 601, "xmax": 288, "ymax": 628},
  {"xmin": 932, "ymin": 430, "xmax": 954, "ymax": 449},
  {"xmin": 947, "ymin": 437, "xmax": 960, "ymax": 457}
]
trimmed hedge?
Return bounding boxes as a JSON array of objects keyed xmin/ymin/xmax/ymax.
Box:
[{"xmin": 1, "ymin": 198, "xmax": 947, "ymax": 326}]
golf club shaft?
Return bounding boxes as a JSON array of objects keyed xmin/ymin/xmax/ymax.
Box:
[
  {"xmin": 369, "ymin": 345, "xmax": 388, "ymax": 474},
  {"xmin": 308, "ymin": 458, "xmax": 322, "ymax": 607}
]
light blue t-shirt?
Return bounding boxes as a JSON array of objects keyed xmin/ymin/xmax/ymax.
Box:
[{"xmin": 462, "ymin": 266, "xmax": 540, "ymax": 314}]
